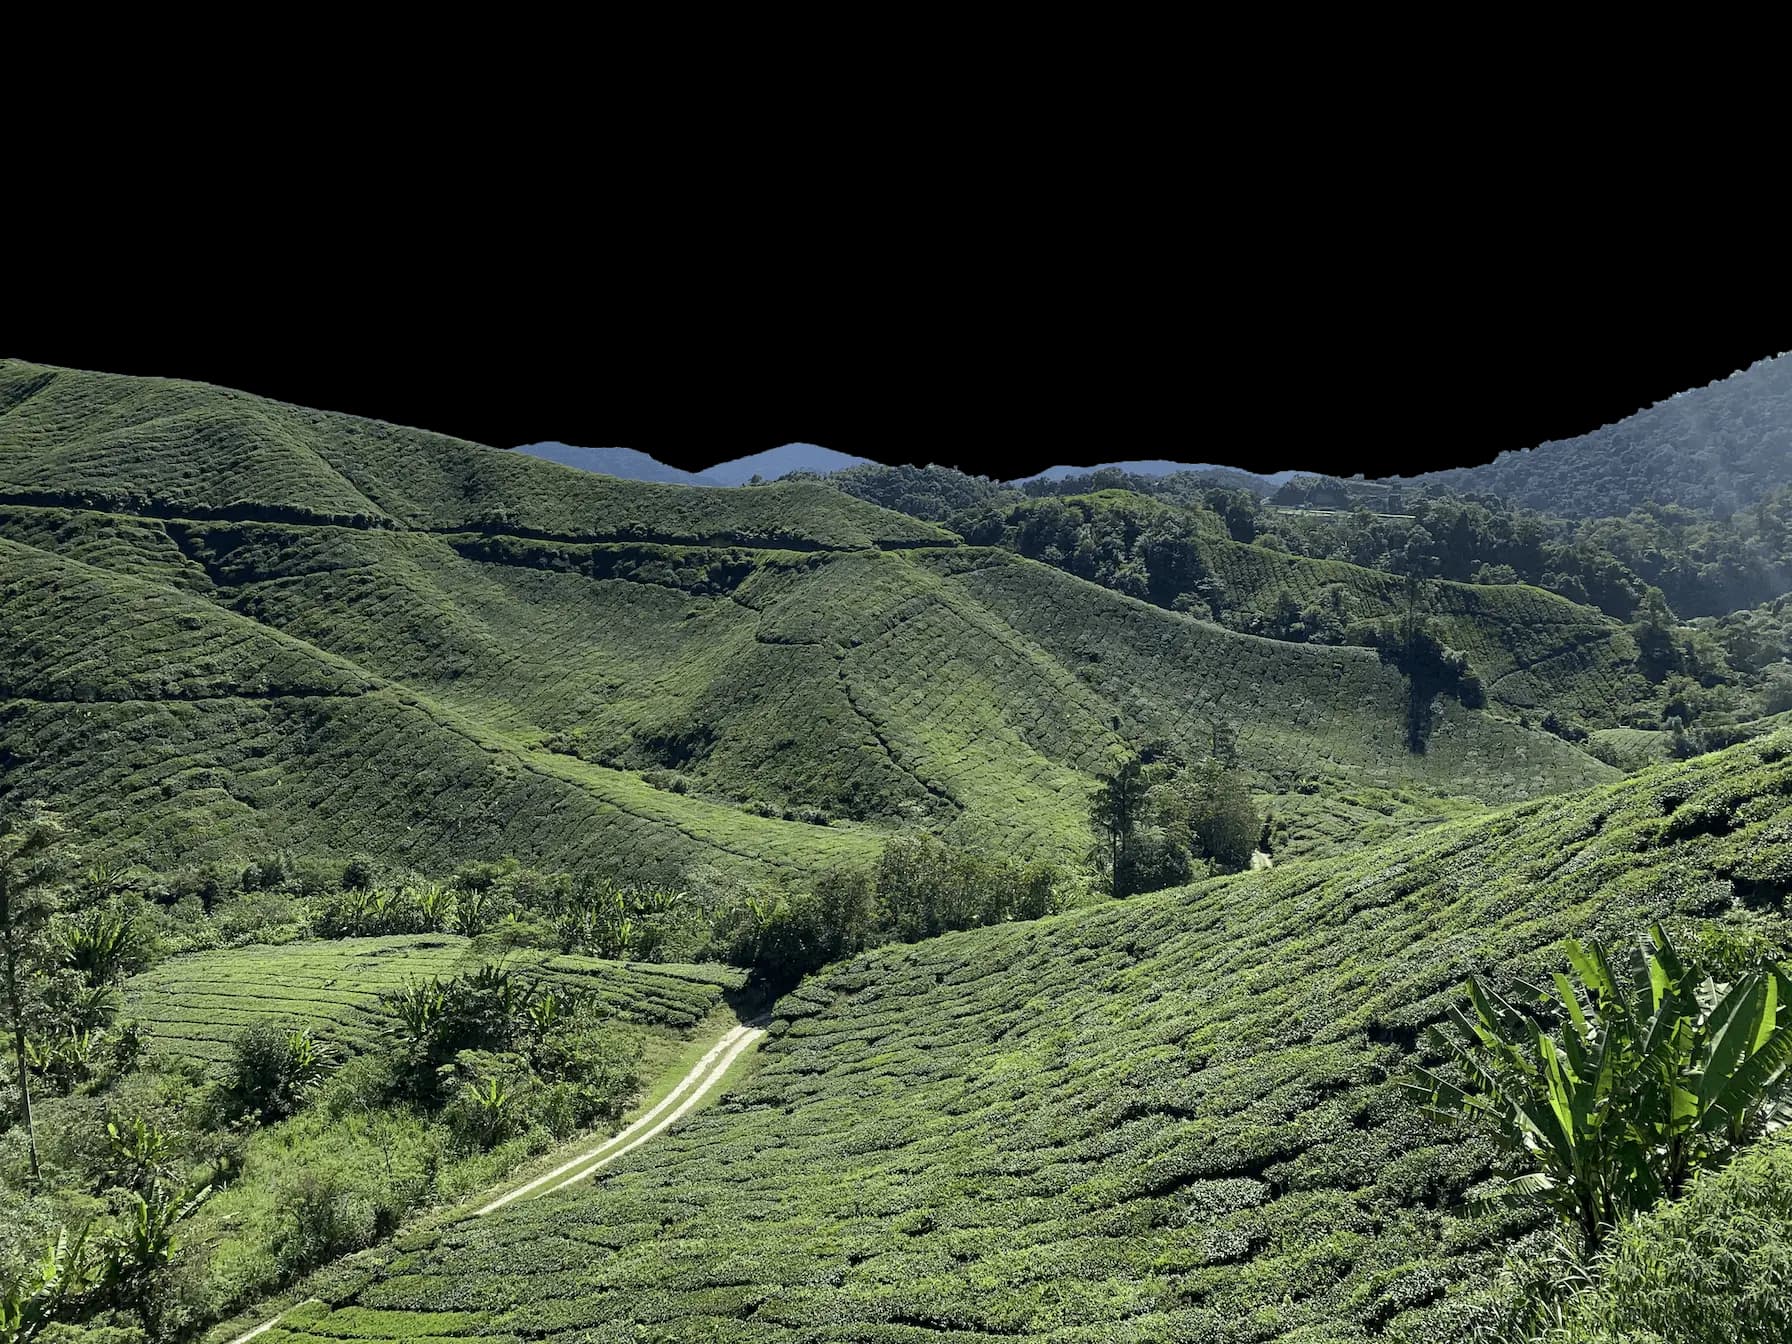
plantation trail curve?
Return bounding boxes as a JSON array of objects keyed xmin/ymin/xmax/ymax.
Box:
[
  {"xmin": 477, "ymin": 1019, "xmax": 766, "ymax": 1211},
  {"xmin": 219, "ymin": 1019, "xmax": 767, "ymax": 1344}
]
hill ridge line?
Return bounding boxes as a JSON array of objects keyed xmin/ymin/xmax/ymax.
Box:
[{"xmin": 0, "ymin": 493, "xmax": 959, "ymax": 554}]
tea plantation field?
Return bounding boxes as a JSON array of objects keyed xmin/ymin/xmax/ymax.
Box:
[
  {"xmin": 1193, "ymin": 531, "xmax": 1652, "ymax": 723},
  {"xmin": 968, "ymin": 490, "xmax": 1654, "ymax": 728},
  {"xmin": 0, "ymin": 360, "xmax": 949, "ymax": 549},
  {"xmin": 123, "ymin": 935, "xmax": 747, "ymax": 1066},
  {"xmin": 1, "ymin": 358, "xmax": 1617, "ymax": 880},
  {"xmin": 264, "ymin": 732, "xmax": 1792, "ymax": 1341}
]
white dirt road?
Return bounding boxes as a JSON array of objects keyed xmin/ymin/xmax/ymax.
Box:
[{"xmin": 223, "ymin": 1020, "xmax": 765, "ymax": 1344}]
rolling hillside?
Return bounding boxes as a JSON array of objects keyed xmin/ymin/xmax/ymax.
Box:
[
  {"xmin": 1192, "ymin": 531, "xmax": 1651, "ymax": 724},
  {"xmin": 0, "ymin": 360, "xmax": 942, "ymax": 548},
  {"xmin": 958, "ymin": 489, "xmax": 1655, "ymax": 729},
  {"xmin": 1, "ymin": 359, "xmax": 1612, "ymax": 879},
  {"xmin": 124, "ymin": 935, "xmax": 744, "ymax": 1066},
  {"xmin": 259, "ymin": 730, "xmax": 1792, "ymax": 1342}
]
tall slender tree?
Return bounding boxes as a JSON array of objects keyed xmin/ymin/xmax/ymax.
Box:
[
  {"xmin": 0, "ymin": 801, "xmax": 68, "ymax": 1182},
  {"xmin": 1091, "ymin": 759, "xmax": 1149, "ymax": 897}
]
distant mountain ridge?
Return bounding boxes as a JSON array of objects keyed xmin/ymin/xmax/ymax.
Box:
[
  {"xmin": 530, "ymin": 350, "xmax": 1792, "ymax": 518},
  {"xmin": 513, "ymin": 443, "xmax": 706, "ymax": 485},
  {"xmin": 518, "ymin": 444, "xmax": 1299, "ymax": 495},
  {"xmin": 515, "ymin": 441, "xmax": 873, "ymax": 487}
]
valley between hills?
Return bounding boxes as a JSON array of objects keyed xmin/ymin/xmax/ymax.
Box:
[{"xmin": 4, "ymin": 354, "xmax": 1792, "ymax": 1342}]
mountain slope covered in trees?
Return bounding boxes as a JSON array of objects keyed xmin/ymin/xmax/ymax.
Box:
[{"xmin": 1400, "ymin": 351, "xmax": 1792, "ymax": 518}]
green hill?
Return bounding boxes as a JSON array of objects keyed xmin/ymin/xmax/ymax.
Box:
[
  {"xmin": 0, "ymin": 360, "xmax": 948, "ymax": 548},
  {"xmin": 263, "ymin": 730, "xmax": 1792, "ymax": 1342},
  {"xmin": 1, "ymin": 360, "xmax": 1614, "ymax": 880},
  {"xmin": 955, "ymin": 488, "xmax": 1657, "ymax": 732},
  {"xmin": 1194, "ymin": 533, "xmax": 1651, "ymax": 724},
  {"xmin": 123, "ymin": 935, "xmax": 744, "ymax": 1066}
]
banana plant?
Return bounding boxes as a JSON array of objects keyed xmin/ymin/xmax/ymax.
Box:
[
  {"xmin": 525, "ymin": 987, "xmax": 565, "ymax": 1035},
  {"xmin": 1406, "ymin": 923, "xmax": 1792, "ymax": 1254},
  {"xmin": 284, "ymin": 1027, "xmax": 335, "ymax": 1097},
  {"xmin": 464, "ymin": 1076, "xmax": 514, "ymax": 1148},
  {"xmin": 58, "ymin": 904, "xmax": 132, "ymax": 986},
  {"xmin": 385, "ymin": 976, "xmax": 446, "ymax": 1045},
  {"xmin": 105, "ymin": 1115, "xmax": 179, "ymax": 1190},
  {"xmin": 0, "ymin": 1226, "xmax": 103, "ymax": 1343},
  {"xmin": 601, "ymin": 916, "xmax": 637, "ymax": 960},
  {"xmin": 410, "ymin": 881, "xmax": 457, "ymax": 933},
  {"xmin": 467, "ymin": 962, "xmax": 523, "ymax": 1016},
  {"xmin": 455, "ymin": 885, "xmax": 492, "ymax": 936},
  {"xmin": 107, "ymin": 1179, "xmax": 212, "ymax": 1280}
]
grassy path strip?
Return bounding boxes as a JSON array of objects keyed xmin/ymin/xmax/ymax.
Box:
[
  {"xmin": 541, "ymin": 1022, "xmax": 765, "ymax": 1196},
  {"xmin": 476, "ymin": 1022, "xmax": 760, "ymax": 1214},
  {"xmin": 223, "ymin": 1298, "xmax": 320, "ymax": 1344},
  {"xmin": 220, "ymin": 1019, "xmax": 768, "ymax": 1344}
]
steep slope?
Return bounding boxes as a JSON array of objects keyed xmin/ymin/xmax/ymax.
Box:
[
  {"xmin": 1400, "ymin": 351, "xmax": 1792, "ymax": 518},
  {"xmin": 962, "ymin": 489, "xmax": 1653, "ymax": 729},
  {"xmin": 1192, "ymin": 535, "xmax": 1651, "ymax": 724},
  {"xmin": 0, "ymin": 536, "xmax": 881, "ymax": 878},
  {"xmin": 268, "ymin": 731, "xmax": 1792, "ymax": 1342},
  {"xmin": 2, "ymin": 511, "xmax": 1611, "ymax": 871},
  {"xmin": 512, "ymin": 442, "xmax": 706, "ymax": 485}
]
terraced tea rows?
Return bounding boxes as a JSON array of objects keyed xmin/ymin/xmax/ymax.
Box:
[
  {"xmin": 124, "ymin": 935, "xmax": 746, "ymax": 1065},
  {"xmin": 2, "ymin": 358, "xmax": 1617, "ymax": 879},
  {"xmin": 1195, "ymin": 535, "xmax": 1650, "ymax": 722},
  {"xmin": 0, "ymin": 359, "xmax": 949, "ymax": 548},
  {"xmin": 267, "ymin": 732, "xmax": 1792, "ymax": 1342},
  {"xmin": 939, "ymin": 552, "xmax": 1615, "ymax": 805}
]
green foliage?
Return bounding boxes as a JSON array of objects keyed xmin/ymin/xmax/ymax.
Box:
[
  {"xmin": 831, "ymin": 462, "xmax": 1018, "ymax": 522},
  {"xmin": 726, "ymin": 833, "xmax": 1065, "ymax": 984},
  {"xmin": 55, "ymin": 910, "xmax": 133, "ymax": 990},
  {"xmin": 1406, "ymin": 353, "xmax": 1792, "ymax": 521},
  {"xmin": 0, "ymin": 1227, "xmax": 104, "ymax": 1344},
  {"xmin": 1091, "ymin": 758, "xmax": 1150, "ymax": 894},
  {"xmin": 1, "ymin": 802, "xmax": 71, "ymax": 1181},
  {"xmin": 118, "ymin": 927, "xmax": 741, "ymax": 1065},
  {"xmin": 311, "ymin": 882, "xmax": 459, "ymax": 939},
  {"xmin": 1547, "ymin": 1134, "xmax": 1792, "ymax": 1343},
  {"xmin": 221, "ymin": 1023, "xmax": 338, "ymax": 1123},
  {"xmin": 1180, "ymin": 758, "xmax": 1263, "ymax": 873},
  {"xmin": 1, "ymin": 362, "xmax": 1616, "ymax": 887},
  {"xmin": 1093, "ymin": 753, "xmax": 1261, "ymax": 895},
  {"xmin": 1409, "ymin": 924, "xmax": 1792, "ymax": 1254},
  {"xmin": 248, "ymin": 734, "xmax": 1792, "ymax": 1341},
  {"xmin": 102, "ymin": 1116, "xmax": 179, "ymax": 1192}
]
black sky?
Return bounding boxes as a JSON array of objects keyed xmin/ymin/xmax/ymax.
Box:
[{"xmin": 7, "ymin": 277, "xmax": 1785, "ymax": 483}]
